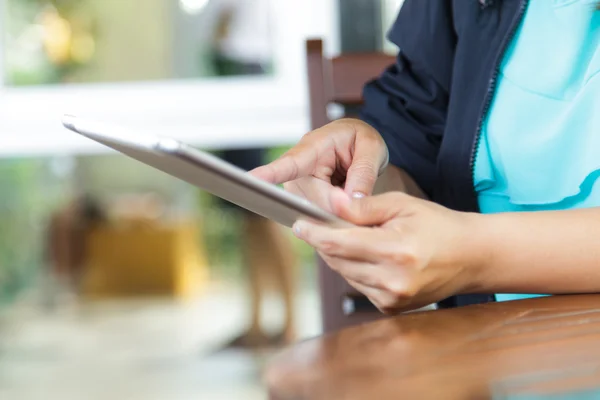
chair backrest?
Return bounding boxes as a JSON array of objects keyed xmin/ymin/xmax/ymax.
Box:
[
  {"xmin": 305, "ymin": 39, "xmax": 396, "ymax": 333},
  {"xmin": 307, "ymin": 39, "xmax": 396, "ymax": 128}
]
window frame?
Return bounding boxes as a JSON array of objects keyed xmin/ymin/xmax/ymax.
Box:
[{"xmin": 0, "ymin": 0, "xmax": 339, "ymax": 156}]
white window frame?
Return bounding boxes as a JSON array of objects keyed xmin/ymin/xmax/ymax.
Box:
[{"xmin": 0, "ymin": 0, "xmax": 339, "ymax": 157}]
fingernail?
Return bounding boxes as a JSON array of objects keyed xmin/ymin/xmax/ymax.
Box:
[
  {"xmin": 293, "ymin": 221, "xmax": 303, "ymax": 236},
  {"xmin": 352, "ymin": 192, "xmax": 366, "ymax": 199}
]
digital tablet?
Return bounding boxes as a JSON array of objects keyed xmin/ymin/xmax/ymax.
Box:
[{"xmin": 61, "ymin": 115, "xmax": 352, "ymax": 228}]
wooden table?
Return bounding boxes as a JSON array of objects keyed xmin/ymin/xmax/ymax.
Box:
[{"xmin": 265, "ymin": 295, "xmax": 600, "ymax": 399}]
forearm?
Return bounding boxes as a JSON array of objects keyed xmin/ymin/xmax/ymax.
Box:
[
  {"xmin": 468, "ymin": 208, "xmax": 600, "ymax": 295},
  {"xmin": 374, "ymin": 165, "xmax": 428, "ymax": 199}
]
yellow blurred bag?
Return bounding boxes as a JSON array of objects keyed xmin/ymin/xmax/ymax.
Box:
[{"xmin": 83, "ymin": 219, "xmax": 208, "ymax": 299}]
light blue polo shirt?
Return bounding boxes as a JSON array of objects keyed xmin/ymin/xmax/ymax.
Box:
[{"xmin": 474, "ymin": 0, "xmax": 600, "ymax": 302}]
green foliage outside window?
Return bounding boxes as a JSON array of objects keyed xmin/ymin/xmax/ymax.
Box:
[{"xmin": 0, "ymin": 158, "xmax": 69, "ymax": 305}]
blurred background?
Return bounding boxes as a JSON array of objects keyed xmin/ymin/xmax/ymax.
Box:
[{"xmin": 0, "ymin": 0, "xmax": 403, "ymax": 399}]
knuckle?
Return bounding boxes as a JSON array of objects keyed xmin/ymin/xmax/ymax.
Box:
[
  {"xmin": 333, "ymin": 118, "xmax": 358, "ymax": 132},
  {"xmin": 314, "ymin": 120, "xmax": 352, "ymax": 140},
  {"xmin": 360, "ymin": 130, "xmax": 385, "ymax": 147},
  {"xmin": 389, "ymin": 252, "xmax": 409, "ymax": 267},
  {"xmin": 279, "ymin": 152, "xmax": 297, "ymax": 164},
  {"xmin": 376, "ymin": 298, "xmax": 401, "ymax": 315},
  {"xmin": 387, "ymin": 249, "xmax": 418, "ymax": 268},
  {"xmin": 336, "ymin": 118, "xmax": 376, "ymax": 139},
  {"xmin": 379, "ymin": 305, "xmax": 398, "ymax": 316},
  {"xmin": 385, "ymin": 280, "xmax": 415, "ymax": 300},
  {"xmin": 362, "ymin": 274, "xmax": 383, "ymax": 288},
  {"xmin": 281, "ymin": 154, "xmax": 302, "ymax": 177}
]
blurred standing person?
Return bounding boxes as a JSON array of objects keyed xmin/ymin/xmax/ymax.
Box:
[
  {"xmin": 209, "ymin": 0, "xmax": 297, "ymax": 348},
  {"xmin": 211, "ymin": 0, "xmax": 272, "ymax": 76}
]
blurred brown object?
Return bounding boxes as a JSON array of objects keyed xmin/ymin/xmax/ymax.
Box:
[
  {"xmin": 47, "ymin": 192, "xmax": 208, "ymax": 299},
  {"xmin": 46, "ymin": 194, "xmax": 105, "ymax": 290},
  {"xmin": 266, "ymin": 295, "xmax": 600, "ymax": 400},
  {"xmin": 305, "ymin": 39, "xmax": 396, "ymax": 333}
]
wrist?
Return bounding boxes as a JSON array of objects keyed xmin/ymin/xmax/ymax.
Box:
[{"xmin": 454, "ymin": 211, "xmax": 496, "ymax": 294}]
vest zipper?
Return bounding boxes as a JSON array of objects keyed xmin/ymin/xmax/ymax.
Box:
[{"xmin": 469, "ymin": 0, "xmax": 529, "ymax": 209}]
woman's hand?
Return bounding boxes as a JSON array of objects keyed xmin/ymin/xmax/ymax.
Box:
[
  {"xmin": 250, "ymin": 119, "xmax": 389, "ymax": 210},
  {"xmin": 292, "ymin": 188, "xmax": 484, "ymax": 314}
]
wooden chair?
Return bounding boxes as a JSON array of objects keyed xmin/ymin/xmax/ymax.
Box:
[{"xmin": 305, "ymin": 39, "xmax": 396, "ymax": 333}]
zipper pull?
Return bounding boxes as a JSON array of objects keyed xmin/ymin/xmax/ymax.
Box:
[{"xmin": 479, "ymin": 0, "xmax": 495, "ymax": 9}]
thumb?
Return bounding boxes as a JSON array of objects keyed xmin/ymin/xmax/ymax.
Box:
[
  {"xmin": 343, "ymin": 140, "xmax": 388, "ymax": 198},
  {"xmin": 329, "ymin": 188, "xmax": 405, "ymax": 226}
]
